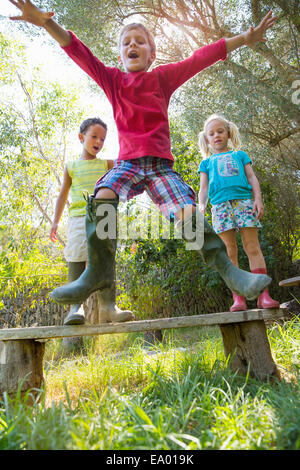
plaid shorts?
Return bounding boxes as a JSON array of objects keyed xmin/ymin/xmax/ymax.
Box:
[
  {"xmin": 94, "ymin": 156, "xmax": 196, "ymax": 218},
  {"xmin": 212, "ymin": 199, "xmax": 262, "ymax": 234}
]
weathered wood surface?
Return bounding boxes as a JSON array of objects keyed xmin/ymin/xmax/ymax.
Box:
[
  {"xmin": 0, "ymin": 308, "xmax": 287, "ymax": 394},
  {"xmin": 0, "ymin": 339, "xmax": 45, "ymax": 395},
  {"xmin": 220, "ymin": 320, "xmax": 280, "ymax": 381},
  {"xmin": 0, "ymin": 308, "xmax": 286, "ymax": 341},
  {"xmin": 279, "ymin": 276, "xmax": 300, "ymax": 287}
]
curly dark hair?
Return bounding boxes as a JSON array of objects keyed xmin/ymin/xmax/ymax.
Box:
[{"xmin": 79, "ymin": 117, "xmax": 107, "ymax": 134}]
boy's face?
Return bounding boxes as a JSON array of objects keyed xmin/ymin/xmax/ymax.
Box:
[
  {"xmin": 118, "ymin": 28, "xmax": 156, "ymax": 73},
  {"xmin": 79, "ymin": 124, "xmax": 107, "ymax": 157}
]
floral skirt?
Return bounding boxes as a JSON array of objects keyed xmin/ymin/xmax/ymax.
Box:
[{"xmin": 211, "ymin": 199, "xmax": 262, "ymax": 234}]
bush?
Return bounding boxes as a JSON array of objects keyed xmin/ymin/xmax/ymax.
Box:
[{"xmin": 116, "ymin": 236, "xmax": 232, "ymax": 320}]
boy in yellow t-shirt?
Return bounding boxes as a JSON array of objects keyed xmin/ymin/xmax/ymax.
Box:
[{"xmin": 50, "ymin": 117, "xmax": 133, "ymax": 325}]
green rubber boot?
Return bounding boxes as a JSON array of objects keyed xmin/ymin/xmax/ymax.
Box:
[
  {"xmin": 179, "ymin": 211, "xmax": 271, "ymax": 301},
  {"xmin": 63, "ymin": 262, "xmax": 86, "ymax": 325},
  {"xmin": 97, "ymin": 286, "xmax": 134, "ymax": 323},
  {"xmin": 51, "ymin": 197, "xmax": 133, "ymax": 323}
]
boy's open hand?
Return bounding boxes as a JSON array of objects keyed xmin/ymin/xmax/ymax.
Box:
[
  {"xmin": 8, "ymin": 0, "xmax": 54, "ymax": 27},
  {"xmin": 50, "ymin": 223, "xmax": 58, "ymax": 243},
  {"xmin": 244, "ymin": 10, "xmax": 277, "ymax": 46}
]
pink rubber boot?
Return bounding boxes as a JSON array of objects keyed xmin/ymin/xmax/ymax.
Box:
[
  {"xmin": 230, "ymin": 292, "xmax": 248, "ymax": 312},
  {"xmin": 252, "ymin": 268, "xmax": 280, "ymax": 308}
]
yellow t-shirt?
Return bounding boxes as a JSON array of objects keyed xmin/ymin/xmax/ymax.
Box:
[{"xmin": 67, "ymin": 159, "xmax": 108, "ymax": 217}]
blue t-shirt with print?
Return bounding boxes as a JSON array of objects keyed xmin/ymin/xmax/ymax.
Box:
[{"xmin": 198, "ymin": 150, "xmax": 253, "ymax": 205}]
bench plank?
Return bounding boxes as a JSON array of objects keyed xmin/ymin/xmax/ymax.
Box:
[
  {"xmin": 0, "ymin": 308, "xmax": 287, "ymax": 395},
  {"xmin": 0, "ymin": 308, "xmax": 286, "ymax": 341},
  {"xmin": 279, "ymin": 276, "xmax": 300, "ymax": 287}
]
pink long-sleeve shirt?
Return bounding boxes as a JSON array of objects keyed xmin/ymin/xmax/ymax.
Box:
[{"xmin": 62, "ymin": 32, "xmax": 227, "ymax": 162}]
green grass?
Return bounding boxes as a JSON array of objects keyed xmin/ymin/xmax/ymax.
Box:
[{"xmin": 0, "ymin": 319, "xmax": 299, "ymax": 450}]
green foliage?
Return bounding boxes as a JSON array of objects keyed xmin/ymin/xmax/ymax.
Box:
[
  {"xmin": 117, "ymin": 235, "xmax": 231, "ymax": 320},
  {"xmin": 40, "ymin": 0, "xmax": 120, "ymax": 65},
  {"xmin": 170, "ymin": 120, "xmax": 200, "ymax": 194},
  {"xmin": 0, "ymin": 234, "xmax": 67, "ymax": 325},
  {"xmin": 0, "ymin": 32, "xmax": 87, "ymax": 317}
]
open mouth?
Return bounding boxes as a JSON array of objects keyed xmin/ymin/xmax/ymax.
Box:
[{"xmin": 128, "ymin": 51, "xmax": 139, "ymax": 59}]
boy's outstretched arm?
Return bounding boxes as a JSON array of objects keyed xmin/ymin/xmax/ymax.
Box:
[
  {"xmin": 8, "ymin": 0, "xmax": 70, "ymax": 47},
  {"xmin": 225, "ymin": 10, "xmax": 277, "ymax": 53}
]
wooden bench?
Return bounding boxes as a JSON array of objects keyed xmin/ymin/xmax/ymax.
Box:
[
  {"xmin": 279, "ymin": 276, "xmax": 300, "ymax": 288},
  {"xmin": 0, "ymin": 307, "xmax": 287, "ymax": 398}
]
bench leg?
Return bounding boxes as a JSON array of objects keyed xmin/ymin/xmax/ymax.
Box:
[
  {"xmin": 219, "ymin": 320, "xmax": 280, "ymax": 381},
  {"xmin": 0, "ymin": 339, "xmax": 45, "ymax": 400}
]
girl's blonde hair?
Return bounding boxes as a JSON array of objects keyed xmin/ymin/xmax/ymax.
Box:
[{"xmin": 198, "ymin": 114, "xmax": 241, "ymax": 159}]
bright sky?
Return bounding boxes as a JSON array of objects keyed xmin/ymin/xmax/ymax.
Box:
[
  {"xmin": 0, "ymin": 1, "xmax": 119, "ymax": 159},
  {"xmin": 0, "ymin": 2, "xmax": 16, "ymax": 17}
]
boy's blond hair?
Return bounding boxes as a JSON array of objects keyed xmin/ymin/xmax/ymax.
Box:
[
  {"xmin": 199, "ymin": 114, "xmax": 241, "ymax": 159},
  {"xmin": 118, "ymin": 23, "xmax": 156, "ymax": 54}
]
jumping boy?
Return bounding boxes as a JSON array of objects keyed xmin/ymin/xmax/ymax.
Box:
[{"xmin": 9, "ymin": 1, "xmax": 277, "ymax": 323}]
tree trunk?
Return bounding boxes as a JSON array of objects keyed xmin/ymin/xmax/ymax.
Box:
[{"xmin": 219, "ymin": 320, "xmax": 280, "ymax": 381}]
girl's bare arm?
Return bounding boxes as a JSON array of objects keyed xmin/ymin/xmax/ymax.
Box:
[
  {"xmin": 244, "ymin": 163, "xmax": 264, "ymax": 219},
  {"xmin": 198, "ymin": 172, "xmax": 209, "ymax": 214}
]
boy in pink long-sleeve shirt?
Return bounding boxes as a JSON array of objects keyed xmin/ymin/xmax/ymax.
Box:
[
  {"xmin": 62, "ymin": 29, "xmax": 227, "ymax": 163},
  {"xmin": 10, "ymin": 1, "xmax": 277, "ymax": 324}
]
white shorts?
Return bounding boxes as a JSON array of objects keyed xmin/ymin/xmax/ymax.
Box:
[{"xmin": 63, "ymin": 216, "xmax": 87, "ymax": 262}]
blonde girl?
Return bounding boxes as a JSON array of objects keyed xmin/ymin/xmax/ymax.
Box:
[{"xmin": 198, "ymin": 114, "xmax": 279, "ymax": 312}]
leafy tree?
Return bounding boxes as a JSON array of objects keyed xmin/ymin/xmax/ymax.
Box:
[{"xmin": 38, "ymin": 0, "xmax": 120, "ymax": 65}]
